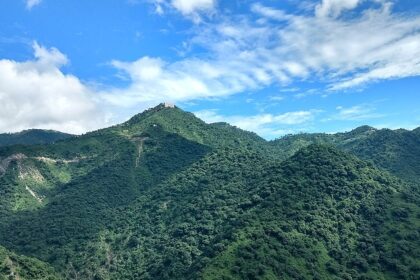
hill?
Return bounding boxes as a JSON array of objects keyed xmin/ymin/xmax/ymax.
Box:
[
  {"xmin": 0, "ymin": 129, "xmax": 74, "ymax": 147},
  {"xmin": 0, "ymin": 104, "xmax": 418, "ymax": 279},
  {"xmin": 202, "ymin": 145, "xmax": 419, "ymax": 279},
  {"xmin": 270, "ymin": 126, "xmax": 420, "ymax": 182}
]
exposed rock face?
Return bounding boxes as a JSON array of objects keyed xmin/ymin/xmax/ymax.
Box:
[
  {"xmin": 18, "ymin": 163, "xmax": 45, "ymax": 183},
  {"xmin": 0, "ymin": 154, "xmax": 27, "ymax": 176},
  {"xmin": 34, "ymin": 156, "xmax": 81, "ymax": 164}
]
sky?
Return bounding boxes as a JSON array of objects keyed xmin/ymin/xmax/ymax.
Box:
[{"xmin": 0, "ymin": 0, "xmax": 419, "ymax": 139}]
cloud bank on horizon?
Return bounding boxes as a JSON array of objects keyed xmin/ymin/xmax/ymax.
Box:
[
  {"xmin": 0, "ymin": 43, "xmax": 102, "ymax": 134},
  {"xmin": 0, "ymin": 0, "xmax": 419, "ymax": 138}
]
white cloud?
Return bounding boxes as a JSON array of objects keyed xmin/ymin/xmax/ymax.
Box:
[
  {"xmin": 329, "ymin": 104, "xmax": 383, "ymax": 121},
  {"xmin": 4, "ymin": 1, "xmax": 420, "ymax": 135},
  {"xmin": 194, "ymin": 109, "xmax": 319, "ymax": 139},
  {"xmin": 108, "ymin": 1, "xmax": 420, "ymax": 109},
  {"xmin": 103, "ymin": 54, "xmax": 268, "ymax": 106},
  {"xmin": 151, "ymin": 0, "xmax": 216, "ymax": 21},
  {"xmin": 26, "ymin": 0, "xmax": 42, "ymax": 10},
  {"xmin": 225, "ymin": 1, "xmax": 419, "ymax": 90},
  {"xmin": 251, "ymin": 3, "xmax": 293, "ymax": 21},
  {"xmin": 269, "ymin": 95, "xmax": 284, "ymax": 101},
  {"xmin": 0, "ymin": 42, "xmax": 105, "ymax": 134},
  {"xmin": 315, "ymin": 0, "xmax": 363, "ymax": 18},
  {"xmin": 171, "ymin": 0, "xmax": 215, "ymax": 15}
]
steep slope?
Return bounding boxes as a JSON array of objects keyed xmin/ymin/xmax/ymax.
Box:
[
  {"xmin": 0, "ymin": 127, "xmax": 210, "ymax": 277},
  {"xmin": 116, "ymin": 103, "xmax": 267, "ymax": 149},
  {"xmin": 0, "ymin": 105, "xmax": 418, "ymax": 280},
  {"xmin": 339, "ymin": 127, "xmax": 420, "ymax": 182},
  {"xmin": 0, "ymin": 245, "xmax": 59, "ymax": 280},
  {"xmin": 4, "ymin": 143, "xmax": 414, "ymax": 280},
  {"xmin": 0, "ymin": 129, "xmax": 74, "ymax": 147},
  {"xmin": 0, "ymin": 104, "xmax": 268, "ymax": 278},
  {"xmin": 50, "ymin": 145, "xmax": 269, "ymax": 279},
  {"xmin": 1, "ymin": 104, "xmax": 261, "ymax": 212},
  {"xmin": 270, "ymin": 126, "xmax": 420, "ymax": 182},
  {"xmin": 202, "ymin": 145, "xmax": 419, "ymax": 280}
]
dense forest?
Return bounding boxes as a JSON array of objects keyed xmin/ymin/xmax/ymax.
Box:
[
  {"xmin": 0, "ymin": 129, "xmax": 74, "ymax": 147},
  {"xmin": 0, "ymin": 245, "xmax": 59, "ymax": 280},
  {"xmin": 0, "ymin": 104, "xmax": 419, "ymax": 279}
]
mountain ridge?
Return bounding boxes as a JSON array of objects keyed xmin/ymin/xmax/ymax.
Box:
[
  {"xmin": 0, "ymin": 104, "xmax": 419, "ymax": 279},
  {"xmin": 0, "ymin": 129, "xmax": 74, "ymax": 147},
  {"xmin": 270, "ymin": 124, "xmax": 420, "ymax": 182}
]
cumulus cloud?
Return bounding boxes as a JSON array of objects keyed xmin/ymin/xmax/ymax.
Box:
[
  {"xmin": 103, "ymin": 53, "xmax": 269, "ymax": 106},
  {"xmin": 194, "ymin": 109, "xmax": 320, "ymax": 139},
  {"xmin": 0, "ymin": 42, "xmax": 105, "ymax": 134},
  {"xmin": 26, "ymin": 0, "xmax": 42, "ymax": 10},
  {"xmin": 4, "ymin": 1, "xmax": 420, "ymax": 135}
]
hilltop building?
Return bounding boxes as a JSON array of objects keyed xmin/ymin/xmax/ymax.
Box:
[{"xmin": 164, "ymin": 102, "xmax": 175, "ymax": 108}]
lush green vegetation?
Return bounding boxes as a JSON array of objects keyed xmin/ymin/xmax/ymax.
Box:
[
  {"xmin": 0, "ymin": 129, "xmax": 73, "ymax": 147},
  {"xmin": 0, "ymin": 104, "xmax": 418, "ymax": 279},
  {"xmin": 202, "ymin": 146, "xmax": 419, "ymax": 280},
  {"xmin": 0, "ymin": 245, "xmax": 59, "ymax": 280},
  {"xmin": 271, "ymin": 125, "xmax": 420, "ymax": 183}
]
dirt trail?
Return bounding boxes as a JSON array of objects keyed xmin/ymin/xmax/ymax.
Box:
[
  {"xmin": 132, "ymin": 137, "xmax": 149, "ymax": 168},
  {"xmin": 25, "ymin": 186, "xmax": 43, "ymax": 203},
  {"xmin": 135, "ymin": 139, "xmax": 144, "ymax": 168},
  {"xmin": 34, "ymin": 156, "xmax": 82, "ymax": 164},
  {"xmin": 6, "ymin": 257, "xmax": 20, "ymax": 280}
]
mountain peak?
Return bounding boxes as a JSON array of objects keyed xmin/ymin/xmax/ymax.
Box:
[
  {"xmin": 144, "ymin": 102, "xmax": 178, "ymax": 114},
  {"xmin": 348, "ymin": 125, "xmax": 376, "ymax": 136},
  {"xmin": 147, "ymin": 102, "xmax": 176, "ymax": 111},
  {"xmin": 124, "ymin": 102, "xmax": 190, "ymax": 126},
  {"xmin": 154, "ymin": 102, "xmax": 176, "ymax": 109},
  {"xmin": 117, "ymin": 104, "xmax": 266, "ymax": 149}
]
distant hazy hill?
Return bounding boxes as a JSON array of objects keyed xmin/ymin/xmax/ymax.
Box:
[
  {"xmin": 0, "ymin": 129, "xmax": 74, "ymax": 147},
  {"xmin": 0, "ymin": 104, "xmax": 418, "ymax": 279}
]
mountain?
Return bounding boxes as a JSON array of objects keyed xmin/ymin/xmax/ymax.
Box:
[
  {"xmin": 0, "ymin": 129, "xmax": 74, "ymax": 147},
  {"xmin": 121, "ymin": 103, "xmax": 267, "ymax": 149},
  {"xmin": 0, "ymin": 104, "xmax": 418, "ymax": 279},
  {"xmin": 270, "ymin": 125, "xmax": 420, "ymax": 182},
  {"xmin": 202, "ymin": 145, "xmax": 419, "ymax": 279}
]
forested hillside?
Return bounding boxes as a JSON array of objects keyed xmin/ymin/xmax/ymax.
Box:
[
  {"xmin": 0, "ymin": 245, "xmax": 59, "ymax": 280},
  {"xmin": 0, "ymin": 129, "xmax": 74, "ymax": 147},
  {"xmin": 0, "ymin": 104, "xmax": 418, "ymax": 279},
  {"xmin": 270, "ymin": 126, "xmax": 420, "ymax": 182}
]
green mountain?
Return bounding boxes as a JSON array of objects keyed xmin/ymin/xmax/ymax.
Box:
[
  {"xmin": 0, "ymin": 104, "xmax": 418, "ymax": 279},
  {"xmin": 0, "ymin": 129, "xmax": 74, "ymax": 147},
  {"xmin": 270, "ymin": 125, "xmax": 420, "ymax": 182},
  {"xmin": 201, "ymin": 145, "xmax": 419, "ymax": 280}
]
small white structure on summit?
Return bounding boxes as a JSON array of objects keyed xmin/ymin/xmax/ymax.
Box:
[{"xmin": 164, "ymin": 102, "xmax": 175, "ymax": 108}]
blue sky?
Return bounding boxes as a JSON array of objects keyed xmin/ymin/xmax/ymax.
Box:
[{"xmin": 0, "ymin": 0, "xmax": 419, "ymax": 139}]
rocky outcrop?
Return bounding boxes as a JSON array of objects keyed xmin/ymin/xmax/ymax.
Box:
[{"xmin": 0, "ymin": 154, "xmax": 27, "ymax": 176}]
